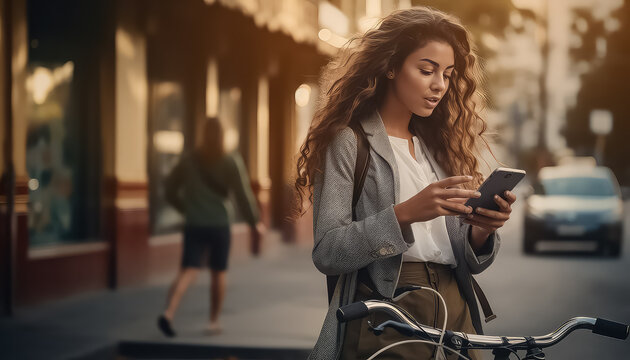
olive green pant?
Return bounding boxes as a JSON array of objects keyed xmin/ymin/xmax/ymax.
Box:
[{"xmin": 341, "ymin": 262, "xmax": 481, "ymax": 360}]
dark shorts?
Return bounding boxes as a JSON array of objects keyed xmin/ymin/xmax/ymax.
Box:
[{"xmin": 182, "ymin": 225, "xmax": 231, "ymax": 271}]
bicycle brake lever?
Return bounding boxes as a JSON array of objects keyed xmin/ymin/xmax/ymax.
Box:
[
  {"xmin": 367, "ymin": 320, "xmax": 382, "ymax": 335},
  {"xmin": 369, "ymin": 320, "xmax": 418, "ymax": 337}
]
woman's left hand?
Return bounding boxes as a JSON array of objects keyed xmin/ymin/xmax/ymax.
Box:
[{"xmin": 463, "ymin": 190, "xmax": 517, "ymax": 237}]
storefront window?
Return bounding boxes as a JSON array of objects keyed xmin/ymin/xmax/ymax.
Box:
[
  {"xmin": 26, "ymin": 0, "xmax": 104, "ymax": 246},
  {"xmin": 148, "ymin": 82, "xmax": 186, "ymax": 234},
  {"xmin": 26, "ymin": 63, "xmax": 74, "ymax": 245}
]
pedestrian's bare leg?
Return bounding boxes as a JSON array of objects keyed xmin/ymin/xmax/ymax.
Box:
[
  {"xmin": 209, "ymin": 270, "xmax": 227, "ymax": 325},
  {"xmin": 164, "ymin": 267, "xmax": 200, "ymax": 320}
]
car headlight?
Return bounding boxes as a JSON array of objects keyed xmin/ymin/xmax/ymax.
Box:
[
  {"xmin": 527, "ymin": 206, "xmax": 550, "ymax": 220},
  {"xmin": 600, "ymin": 204, "xmax": 623, "ymax": 223}
]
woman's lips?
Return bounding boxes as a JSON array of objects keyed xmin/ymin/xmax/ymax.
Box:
[{"xmin": 424, "ymin": 97, "xmax": 440, "ymax": 108}]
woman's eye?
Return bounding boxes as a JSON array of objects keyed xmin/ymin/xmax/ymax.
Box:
[
  {"xmin": 420, "ymin": 70, "xmax": 433, "ymax": 75},
  {"xmin": 444, "ymin": 74, "xmax": 452, "ymax": 80}
]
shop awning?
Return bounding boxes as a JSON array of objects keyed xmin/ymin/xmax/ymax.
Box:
[{"xmin": 205, "ymin": 0, "xmax": 320, "ymax": 45}]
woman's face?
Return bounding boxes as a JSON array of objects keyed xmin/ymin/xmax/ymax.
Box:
[{"xmin": 390, "ymin": 40, "xmax": 455, "ymax": 117}]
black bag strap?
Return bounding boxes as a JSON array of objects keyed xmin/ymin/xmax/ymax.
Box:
[
  {"xmin": 327, "ymin": 123, "xmax": 371, "ymax": 304},
  {"xmin": 471, "ymin": 275, "xmax": 497, "ymax": 323},
  {"xmin": 349, "ymin": 122, "xmax": 370, "ymax": 221}
]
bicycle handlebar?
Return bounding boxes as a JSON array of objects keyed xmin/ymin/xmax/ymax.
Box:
[{"xmin": 337, "ymin": 300, "xmax": 629, "ymax": 350}]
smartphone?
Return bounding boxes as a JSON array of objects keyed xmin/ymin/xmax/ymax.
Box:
[{"xmin": 464, "ymin": 167, "xmax": 526, "ymax": 212}]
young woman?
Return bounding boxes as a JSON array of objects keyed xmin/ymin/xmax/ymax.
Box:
[
  {"xmin": 158, "ymin": 117, "xmax": 264, "ymax": 337},
  {"xmin": 295, "ymin": 7, "xmax": 517, "ymax": 360}
]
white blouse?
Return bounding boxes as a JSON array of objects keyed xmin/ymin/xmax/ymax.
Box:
[{"xmin": 388, "ymin": 134, "xmax": 457, "ymax": 266}]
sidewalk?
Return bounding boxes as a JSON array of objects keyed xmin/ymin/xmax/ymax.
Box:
[{"xmin": 0, "ymin": 232, "xmax": 327, "ymax": 359}]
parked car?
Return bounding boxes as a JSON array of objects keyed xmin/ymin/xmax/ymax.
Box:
[{"xmin": 524, "ymin": 165, "xmax": 624, "ymax": 256}]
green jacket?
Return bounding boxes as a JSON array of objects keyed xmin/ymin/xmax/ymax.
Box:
[{"xmin": 165, "ymin": 151, "xmax": 259, "ymax": 227}]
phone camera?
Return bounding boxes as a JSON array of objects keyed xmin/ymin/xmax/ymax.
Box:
[{"xmin": 504, "ymin": 173, "xmax": 512, "ymax": 178}]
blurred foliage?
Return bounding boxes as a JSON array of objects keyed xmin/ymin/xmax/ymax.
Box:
[
  {"xmin": 412, "ymin": 0, "xmax": 515, "ymax": 57},
  {"xmin": 565, "ymin": 1, "xmax": 630, "ymax": 185},
  {"xmin": 412, "ymin": 0, "xmax": 516, "ymax": 109},
  {"xmin": 568, "ymin": 8, "xmax": 607, "ymax": 64}
]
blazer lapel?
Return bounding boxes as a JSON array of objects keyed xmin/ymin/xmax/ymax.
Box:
[{"xmin": 359, "ymin": 111, "xmax": 400, "ymax": 204}]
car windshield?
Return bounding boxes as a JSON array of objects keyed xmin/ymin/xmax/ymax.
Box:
[{"xmin": 541, "ymin": 177, "xmax": 616, "ymax": 197}]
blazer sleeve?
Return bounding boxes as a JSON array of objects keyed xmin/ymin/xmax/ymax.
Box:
[
  {"xmin": 462, "ymin": 222, "xmax": 501, "ymax": 275},
  {"xmin": 311, "ymin": 128, "xmax": 413, "ymax": 276}
]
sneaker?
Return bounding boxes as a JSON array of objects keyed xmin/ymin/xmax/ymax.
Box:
[
  {"xmin": 204, "ymin": 321, "xmax": 223, "ymax": 335},
  {"xmin": 157, "ymin": 315, "xmax": 176, "ymax": 337}
]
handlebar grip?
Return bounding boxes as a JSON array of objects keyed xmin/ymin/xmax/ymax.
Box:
[
  {"xmin": 337, "ymin": 302, "xmax": 369, "ymax": 322},
  {"xmin": 593, "ymin": 318, "xmax": 629, "ymax": 340}
]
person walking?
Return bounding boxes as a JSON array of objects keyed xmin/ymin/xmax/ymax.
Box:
[
  {"xmin": 295, "ymin": 7, "xmax": 517, "ymax": 359},
  {"xmin": 158, "ymin": 117, "xmax": 264, "ymax": 337}
]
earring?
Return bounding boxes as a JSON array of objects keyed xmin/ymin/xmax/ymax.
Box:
[{"xmin": 387, "ymin": 72, "xmax": 394, "ymax": 79}]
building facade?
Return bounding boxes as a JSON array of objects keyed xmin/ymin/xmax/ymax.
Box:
[{"xmin": 0, "ymin": 0, "xmax": 354, "ymax": 313}]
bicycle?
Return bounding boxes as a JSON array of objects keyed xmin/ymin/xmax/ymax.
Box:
[{"xmin": 336, "ymin": 286, "xmax": 629, "ymax": 360}]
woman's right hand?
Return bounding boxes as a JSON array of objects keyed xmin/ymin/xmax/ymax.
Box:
[{"xmin": 394, "ymin": 175, "xmax": 481, "ymax": 226}]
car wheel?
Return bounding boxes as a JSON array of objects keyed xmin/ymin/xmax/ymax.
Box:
[{"xmin": 602, "ymin": 239, "xmax": 622, "ymax": 258}]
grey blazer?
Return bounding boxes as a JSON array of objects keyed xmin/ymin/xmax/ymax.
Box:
[{"xmin": 308, "ymin": 111, "xmax": 500, "ymax": 360}]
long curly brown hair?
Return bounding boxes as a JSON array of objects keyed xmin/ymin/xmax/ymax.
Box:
[{"xmin": 294, "ymin": 6, "xmax": 491, "ymax": 215}]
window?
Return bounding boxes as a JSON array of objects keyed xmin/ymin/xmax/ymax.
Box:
[
  {"xmin": 26, "ymin": 0, "xmax": 104, "ymax": 246},
  {"xmin": 148, "ymin": 82, "xmax": 186, "ymax": 234}
]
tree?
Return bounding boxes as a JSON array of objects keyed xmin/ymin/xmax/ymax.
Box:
[
  {"xmin": 565, "ymin": 2, "xmax": 630, "ymax": 184},
  {"xmin": 412, "ymin": 0, "xmax": 514, "ymax": 58},
  {"xmin": 412, "ymin": 0, "xmax": 516, "ymax": 109}
]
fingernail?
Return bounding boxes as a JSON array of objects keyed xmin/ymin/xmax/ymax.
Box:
[
  {"xmin": 466, "ymin": 175, "xmax": 473, "ymax": 180},
  {"xmin": 467, "ymin": 206, "xmax": 473, "ymax": 213},
  {"xmin": 474, "ymin": 191, "xmax": 481, "ymax": 197},
  {"xmin": 467, "ymin": 214, "xmax": 473, "ymax": 218},
  {"xmin": 504, "ymin": 191, "xmax": 510, "ymax": 196},
  {"xmin": 494, "ymin": 195, "xmax": 499, "ymax": 199}
]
